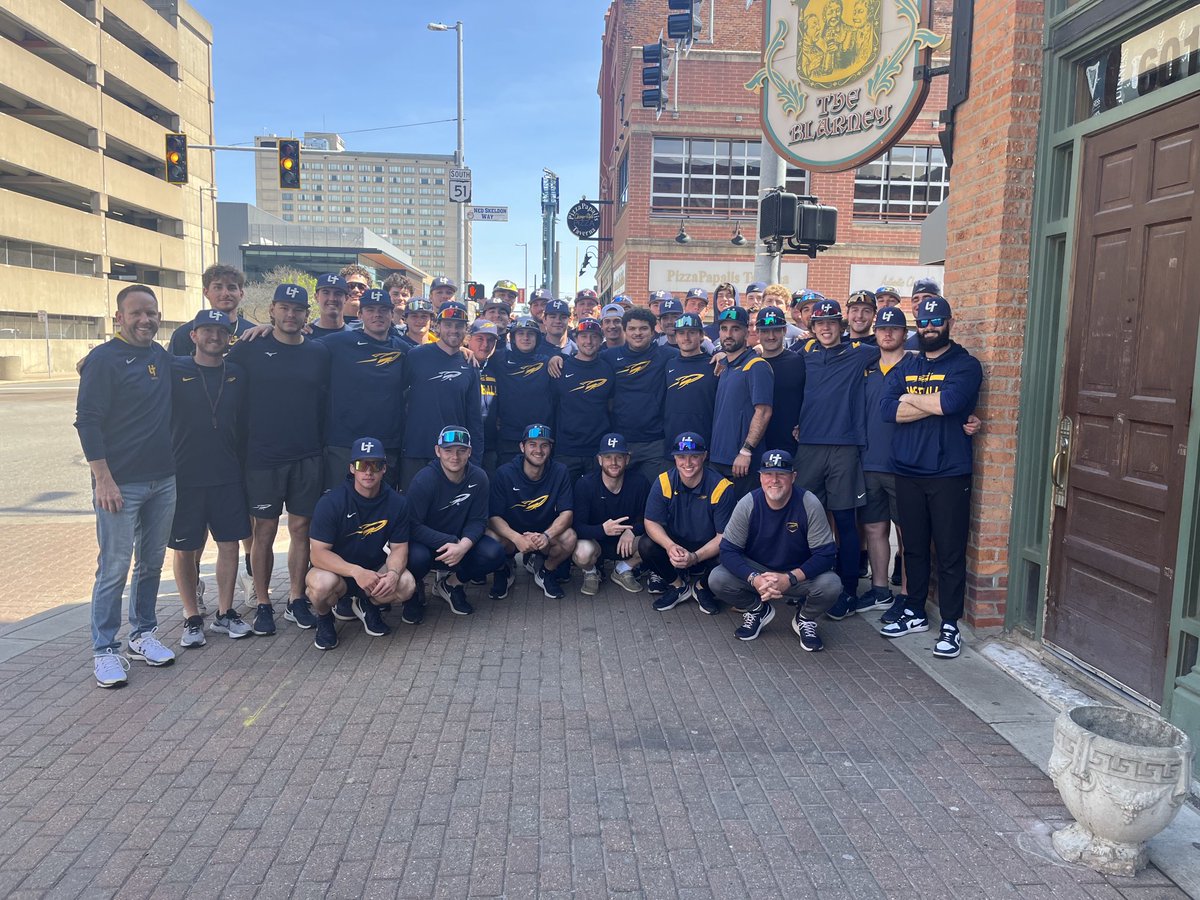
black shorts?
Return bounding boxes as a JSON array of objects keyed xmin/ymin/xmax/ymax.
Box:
[
  {"xmin": 793, "ymin": 444, "xmax": 866, "ymax": 511},
  {"xmin": 245, "ymin": 456, "xmax": 323, "ymax": 519},
  {"xmin": 168, "ymin": 482, "xmax": 251, "ymax": 550},
  {"xmin": 860, "ymin": 470, "xmax": 898, "ymax": 525}
]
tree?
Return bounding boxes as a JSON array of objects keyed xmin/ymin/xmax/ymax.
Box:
[{"xmin": 240, "ymin": 266, "xmax": 318, "ymax": 324}]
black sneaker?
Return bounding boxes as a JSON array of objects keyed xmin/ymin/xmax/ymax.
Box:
[
  {"xmin": 852, "ymin": 587, "xmax": 893, "ymax": 613},
  {"xmin": 522, "ymin": 552, "xmax": 542, "ymax": 576},
  {"xmin": 435, "ymin": 573, "xmax": 474, "ymax": 615},
  {"xmin": 314, "ymin": 612, "xmax": 338, "ymax": 650},
  {"xmin": 284, "ymin": 597, "xmax": 317, "ymax": 630},
  {"xmin": 933, "ymin": 623, "xmax": 961, "ymax": 659},
  {"xmin": 792, "ymin": 614, "xmax": 824, "ymax": 652},
  {"xmin": 653, "ymin": 582, "xmax": 689, "ymax": 611},
  {"xmin": 489, "ymin": 563, "xmax": 511, "ymax": 600},
  {"xmin": 825, "ymin": 592, "xmax": 857, "ymax": 621},
  {"xmin": 694, "ymin": 582, "xmax": 720, "ymax": 615},
  {"xmin": 352, "ymin": 596, "xmax": 392, "ymax": 636},
  {"xmin": 251, "ymin": 603, "xmax": 276, "ymax": 636},
  {"xmin": 890, "ymin": 552, "xmax": 902, "ymax": 586},
  {"xmin": 734, "ymin": 603, "xmax": 774, "ymax": 640},
  {"xmin": 880, "ymin": 593, "xmax": 910, "ymax": 626},
  {"xmin": 332, "ymin": 595, "xmax": 357, "ymax": 622},
  {"xmin": 535, "ymin": 566, "xmax": 565, "ymax": 600},
  {"xmin": 645, "ymin": 572, "xmax": 668, "ymax": 595},
  {"xmin": 401, "ymin": 595, "xmax": 425, "ymax": 625}
]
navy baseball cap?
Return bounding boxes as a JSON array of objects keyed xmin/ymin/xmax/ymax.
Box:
[
  {"xmin": 754, "ymin": 306, "xmax": 787, "ymax": 330},
  {"xmin": 190, "ymin": 309, "xmax": 236, "ymax": 332},
  {"xmin": 405, "ymin": 297, "xmax": 434, "ymax": 314},
  {"xmin": 674, "ymin": 313, "xmax": 704, "ymax": 330},
  {"xmin": 359, "ymin": 288, "xmax": 393, "ymax": 309},
  {"xmin": 575, "ymin": 317, "xmax": 603, "ymax": 334},
  {"xmin": 759, "ymin": 449, "xmax": 794, "ymax": 472},
  {"xmin": 316, "ymin": 273, "xmax": 348, "ymax": 293},
  {"xmin": 522, "ymin": 423, "xmax": 554, "ymax": 442},
  {"xmin": 874, "ymin": 306, "xmax": 908, "ymax": 329},
  {"xmin": 544, "ymin": 299, "xmax": 571, "ymax": 317},
  {"xmin": 745, "ymin": 281, "xmax": 767, "ymax": 294},
  {"xmin": 671, "ymin": 432, "xmax": 707, "ymax": 455},
  {"xmin": 437, "ymin": 425, "xmax": 472, "ymax": 448},
  {"xmin": 912, "ymin": 277, "xmax": 941, "ymax": 297},
  {"xmin": 685, "ymin": 287, "xmax": 709, "ymax": 302},
  {"xmin": 272, "ymin": 283, "xmax": 309, "ymax": 305},
  {"xmin": 350, "ymin": 436, "xmax": 386, "ymax": 462},
  {"xmin": 436, "ymin": 301, "xmax": 468, "ymax": 322},
  {"xmin": 430, "ymin": 276, "xmax": 457, "ymax": 293},
  {"xmin": 530, "ymin": 288, "xmax": 553, "ymax": 304},
  {"xmin": 601, "ymin": 303, "xmax": 625, "ymax": 320},
  {"xmin": 649, "ymin": 289, "xmax": 671, "ymax": 303},
  {"xmin": 659, "ymin": 298, "xmax": 683, "ymax": 317},
  {"xmin": 468, "ymin": 320, "xmax": 500, "ymax": 337},
  {"xmin": 717, "ymin": 306, "xmax": 750, "ymax": 327},
  {"xmin": 809, "ymin": 299, "xmax": 843, "ymax": 321},
  {"xmin": 597, "ymin": 433, "xmax": 629, "ymax": 454},
  {"xmin": 511, "ymin": 315, "xmax": 541, "ymax": 333},
  {"xmin": 914, "ymin": 295, "xmax": 953, "ymax": 320}
]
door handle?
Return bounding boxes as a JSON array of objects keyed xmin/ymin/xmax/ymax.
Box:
[
  {"xmin": 1051, "ymin": 446, "xmax": 1067, "ymax": 489},
  {"xmin": 1052, "ymin": 417, "xmax": 1072, "ymax": 507}
]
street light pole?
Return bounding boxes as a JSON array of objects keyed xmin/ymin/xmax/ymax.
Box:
[
  {"xmin": 515, "ymin": 242, "xmax": 528, "ymax": 298},
  {"xmin": 428, "ymin": 21, "xmax": 466, "ymax": 287}
]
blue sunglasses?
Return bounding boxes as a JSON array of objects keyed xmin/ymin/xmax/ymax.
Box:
[{"xmin": 916, "ymin": 318, "xmax": 946, "ymax": 328}]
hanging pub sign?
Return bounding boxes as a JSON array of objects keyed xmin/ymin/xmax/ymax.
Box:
[{"xmin": 746, "ymin": 0, "xmax": 945, "ymax": 172}]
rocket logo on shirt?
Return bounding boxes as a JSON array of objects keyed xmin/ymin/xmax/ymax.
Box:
[
  {"xmin": 429, "ymin": 370, "xmax": 463, "ymax": 382},
  {"xmin": 512, "ymin": 494, "xmax": 550, "ymax": 512},
  {"xmin": 357, "ymin": 351, "xmax": 403, "ymax": 368},
  {"xmin": 352, "ymin": 519, "xmax": 389, "ymax": 537},
  {"xmin": 669, "ymin": 373, "xmax": 706, "ymax": 390},
  {"xmin": 442, "ymin": 493, "xmax": 472, "ymax": 510},
  {"xmin": 570, "ymin": 378, "xmax": 608, "ymax": 393},
  {"xmin": 512, "ymin": 362, "xmax": 544, "ymax": 377},
  {"xmin": 617, "ymin": 360, "xmax": 651, "ymax": 376}
]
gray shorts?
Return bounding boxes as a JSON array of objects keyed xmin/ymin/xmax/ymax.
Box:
[
  {"xmin": 245, "ymin": 456, "xmax": 323, "ymax": 519},
  {"xmin": 793, "ymin": 444, "xmax": 865, "ymax": 511},
  {"xmin": 860, "ymin": 470, "xmax": 898, "ymax": 525}
]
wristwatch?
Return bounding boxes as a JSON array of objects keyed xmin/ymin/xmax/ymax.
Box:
[
  {"xmin": 747, "ymin": 571, "xmax": 762, "ymax": 585},
  {"xmin": 787, "ymin": 570, "xmax": 799, "ymax": 587}
]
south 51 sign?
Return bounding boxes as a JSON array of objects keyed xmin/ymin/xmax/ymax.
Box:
[{"xmin": 746, "ymin": 0, "xmax": 944, "ymax": 172}]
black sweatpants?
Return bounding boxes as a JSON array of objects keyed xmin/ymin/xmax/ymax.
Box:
[
  {"xmin": 894, "ymin": 473, "xmax": 971, "ymax": 623},
  {"xmin": 637, "ymin": 534, "xmax": 718, "ymax": 586}
]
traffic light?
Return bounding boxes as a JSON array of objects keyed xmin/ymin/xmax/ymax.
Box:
[
  {"xmin": 165, "ymin": 133, "xmax": 188, "ymax": 184},
  {"xmin": 759, "ymin": 190, "xmax": 837, "ymax": 258},
  {"xmin": 465, "ymin": 281, "xmax": 486, "ymax": 302},
  {"xmin": 667, "ymin": 0, "xmax": 702, "ymax": 44},
  {"xmin": 641, "ymin": 40, "xmax": 667, "ymax": 111},
  {"xmin": 759, "ymin": 190, "xmax": 798, "ymax": 242},
  {"xmin": 278, "ymin": 138, "xmax": 301, "ymax": 190}
]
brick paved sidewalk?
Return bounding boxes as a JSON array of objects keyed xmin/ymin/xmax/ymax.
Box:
[{"xmin": 0, "ymin": 565, "xmax": 1186, "ymax": 899}]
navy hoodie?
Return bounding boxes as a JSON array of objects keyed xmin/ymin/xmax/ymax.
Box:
[
  {"xmin": 493, "ymin": 346, "xmax": 556, "ymax": 443},
  {"xmin": 402, "ymin": 343, "xmax": 483, "ymax": 461},
  {"xmin": 796, "ymin": 339, "xmax": 881, "ymax": 447},
  {"xmin": 604, "ymin": 342, "xmax": 675, "ymax": 442},
  {"xmin": 881, "ymin": 342, "xmax": 982, "ymax": 477},
  {"xmin": 321, "ymin": 330, "xmax": 408, "ymax": 450},
  {"xmin": 405, "ymin": 460, "xmax": 490, "ymax": 549},
  {"xmin": 489, "ymin": 456, "xmax": 574, "ymax": 533}
]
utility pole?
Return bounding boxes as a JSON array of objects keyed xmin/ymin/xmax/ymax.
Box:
[
  {"xmin": 541, "ymin": 169, "xmax": 559, "ymax": 297},
  {"xmin": 754, "ymin": 142, "xmax": 785, "ymax": 284}
]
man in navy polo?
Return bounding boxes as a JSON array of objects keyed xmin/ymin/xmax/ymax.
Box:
[
  {"xmin": 309, "ymin": 273, "xmax": 351, "ymax": 339},
  {"xmin": 710, "ymin": 450, "xmax": 841, "ymax": 648},
  {"xmin": 880, "ymin": 295, "xmax": 983, "ymax": 659},
  {"xmin": 709, "ymin": 307, "xmax": 774, "ymax": 501},
  {"xmin": 307, "ymin": 437, "xmax": 416, "ymax": 649}
]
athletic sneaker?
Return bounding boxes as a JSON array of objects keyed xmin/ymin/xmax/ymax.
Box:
[
  {"xmin": 490, "ymin": 563, "xmax": 511, "ymax": 600},
  {"xmin": 825, "ymin": 592, "xmax": 857, "ymax": 621},
  {"xmin": 251, "ymin": 604, "xmax": 276, "ymax": 636},
  {"xmin": 879, "ymin": 593, "xmax": 910, "ymax": 626},
  {"xmin": 792, "ymin": 614, "xmax": 824, "ymax": 652},
  {"xmin": 645, "ymin": 572, "xmax": 668, "ymax": 595},
  {"xmin": 880, "ymin": 609, "xmax": 929, "ymax": 638},
  {"xmin": 401, "ymin": 596, "xmax": 425, "ymax": 625},
  {"xmin": 314, "ymin": 612, "xmax": 338, "ymax": 650},
  {"xmin": 522, "ymin": 552, "xmax": 542, "ymax": 576},
  {"xmin": 535, "ymin": 566, "xmax": 565, "ymax": 600},
  {"xmin": 211, "ymin": 609, "xmax": 251, "ymax": 638},
  {"xmin": 734, "ymin": 603, "xmax": 775, "ymax": 641},
  {"xmin": 179, "ymin": 615, "xmax": 206, "ymax": 649},
  {"xmin": 653, "ymin": 583, "xmax": 689, "ymax": 611},
  {"xmin": 694, "ymin": 582, "xmax": 720, "ymax": 616},
  {"xmin": 332, "ymin": 595, "xmax": 357, "ymax": 622},
  {"xmin": 195, "ymin": 580, "xmax": 208, "ymax": 615},
  {"xmin": 352, "ymin": 595, "xmax": 392, "ymax": 636},
  {"xmin": 94, "ymin": 650, "xmax": 130, "ymax": 688},
  {"xmin": 435, "ymin": 573, "xmax": 474, "ymax": 615},
  {"xmin": 890, "ymin": 552, "xmax": 902, "ymax": 586},
  {"xmin": 853, "ymin": 587, "xmax": 893, "ymax": 613},
  {"xmin": 284, "ymin": 597, "xmax": 317, "ymax": 630},
  {"xmin": 581, "ymin": 568, "xmax": 601, "ymax": 596},
  {"xmin": 127, "ymin": 629, "xmax": 176, "ymax": 666},
  {"xmin": 610, "ymin": 569, "xmax": 643, "ymax": 593},
  {"xmin": 933, "ymin": 623, "xmax": 962, "ymax": 659}
]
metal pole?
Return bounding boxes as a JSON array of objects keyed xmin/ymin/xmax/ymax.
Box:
[
  {"xmin": 456, "ymin": 21, "xmax": 466, "ymax": 288},
  {"xmin": 44, "ymin": 315, "xmax": 51, "ymax": 379},
  {"xmin": 198, "ymin": 186, "xmax": 205, "ymax": 292},
  {"xmin": 754, "ymin": 140, "xmax": 785, "ymax": 284},
  {"xmin": 516, "ymin": 242, "xmax": 528, "ymax": 297}
]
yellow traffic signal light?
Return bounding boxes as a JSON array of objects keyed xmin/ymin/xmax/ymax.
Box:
[
  {"xmin": 165, "ymin": 133, "xmax": 188, "ymax": 184},
  {"xmin": 278, "ymin": 139, "xmax": 300, "ymax": 190}
]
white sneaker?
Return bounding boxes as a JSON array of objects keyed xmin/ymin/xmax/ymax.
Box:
[
  {"xmin": 128, "ymin": 628, "xmax": 176, "ymax": 666},
  {"xmin": 94, "ymin": 650, "xmax": 130, "ymax": 688},
  {"xmin": 179, "ymin": 616, "xmax": 206, "ymax": 649}
]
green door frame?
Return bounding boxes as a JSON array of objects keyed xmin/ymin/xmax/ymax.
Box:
[{"xmin": 1006, "ymin": 0, "xmax": 1200, "ymax": 744}]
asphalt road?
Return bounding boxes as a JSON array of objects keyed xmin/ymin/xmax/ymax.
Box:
[{"xmin": 0, "ymin": 379, "xmax": 92, "ymax": 518}]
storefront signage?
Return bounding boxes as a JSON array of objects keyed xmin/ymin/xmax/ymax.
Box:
[
  {"xmin": 648, "ymin": 259, "xmax": 808, "ymax": 295},
  {"xmin": 747, "ymin": 0, "xmax": 944, "ymax": 172}
]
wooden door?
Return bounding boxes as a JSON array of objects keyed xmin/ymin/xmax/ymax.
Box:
[{"xmin": 1046, "ymin": 94, "xmax": 1200, "ymax": 702}]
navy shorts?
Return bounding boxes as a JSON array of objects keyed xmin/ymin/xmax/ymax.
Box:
[
  {"xmin": 245, "ymin": 456, "xmax": 323, "ymax": 519},
  {"xmin": 168, "ymin": 482, "xmax": 251, "ymax": 550}
]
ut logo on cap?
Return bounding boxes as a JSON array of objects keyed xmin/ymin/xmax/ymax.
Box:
[
  {"xmin": 321, "ymin": 275, "xmax": 335, "ymax": 286},
  {"xmin": 285, "ymin": 285, "xmax": 301, "ymax": 298},
  {"xmin": 206, "ymin": 310, "xmax": 222, "ymax": 321},
  {"xmin": 767, "ymin": 453, "xmax": 783, "ymax": 467},
  {"xmin": 820, "ymin": 302, "xmax": 834, "ymax": 314},
  {"xmin": 359, "ymin": 440, "xmax": 375, "ymax": 454},
  {"xmin": 607, "ymin": 437, "xmax": 620, "ymax": 448},
  {"xmin": 880, "ymin": 309, "xmax": 895, "ymax": 322},
  {"xmin": 923, "ymin": 300, "xmax": 939, "ymax": 313}
]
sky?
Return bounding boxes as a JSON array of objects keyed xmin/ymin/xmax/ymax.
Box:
[{"xmin": 201, "ymin": 0, "xmax": 613, "ymax": 295}]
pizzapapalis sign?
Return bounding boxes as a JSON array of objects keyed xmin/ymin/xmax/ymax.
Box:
[{"xmin": 747, "ymin": 0, "xmax": 944, "ymax": 172}]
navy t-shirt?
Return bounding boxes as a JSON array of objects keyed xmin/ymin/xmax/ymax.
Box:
[
  {"xmin": 663, "ymin": 352, "xmax": 717, "ymax": 449},
  {"xmin": 321, "ymin": 330, "xmax": 408, "ymax": 450},
  {"xmin": 167, "ymin": 314, "xmax": 256, "ymax": 357},
  {"xmin": 762, "ymin": 350, "xmax": 805, "ymax": 455},
  {"xmin": 604, "ymin": 342, "xmax": 675, "ymax": 442},
  {"xmin": 711, "ymin": 349, "xmax": 775, "ymax": 466},
  {"xmin": 489, "ymin": 456, "xmax": 574, "ymax": 534},
  {"xmin": 310, "ymin": 479, "xmax": 411, "ymax": 571},
  {"xmin": 226, "ymin": 334, "xmax": 330, "ymax": 468},
  {"xmin": 573, "ymin": 469, "xmax": 650, "ymax": 543},
  {"xmin": 169, "ymin": 357, "xmax": 246, "ymax": 487},
  {"xmin": 493, "ymin": 347, "xmax": 556, "ymax": 443},
  {"xmin": 309, "ymin": 322, "xmax": 350, "ymax": 341},
  {"xmin": 644, "ymin": 466, "xmax": 735, "ymax": 550},
  {"xmin": 402, "ymin": 343, "xmax": 483, "ymax": 460},
  {"xmin": 552, "ymin": 354, "xmax": 615, "ymax": 456}
]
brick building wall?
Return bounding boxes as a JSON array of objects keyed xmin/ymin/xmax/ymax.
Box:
[
  {"xmin": 942, "ymin": 1, "xmax": 1045, "ymax": 628},
  {"xmin": 597, "ymin": 0, "xmax": 952, "ymax": 304}
]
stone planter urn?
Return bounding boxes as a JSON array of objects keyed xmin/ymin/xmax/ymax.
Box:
[{"xmin": 1048, "ymin": 705, "xmax": 1193, "ymax": 876}]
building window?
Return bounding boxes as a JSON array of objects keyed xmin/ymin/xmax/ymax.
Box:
[
  {"xmin": 853, "ymin": 145, "xmax": 948, "ymax": 222},
  {"xmin": 617, "ymin": 154, "xmax": 629, "ymax": 212},
  {"xmin": 650, "ymin": 138, "xmax": 808, "ymax": 216}
]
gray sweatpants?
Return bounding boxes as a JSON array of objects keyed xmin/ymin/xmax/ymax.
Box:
[{"xmin": 709, "ymin": 562, "xmax": 841, "ymax": 619}]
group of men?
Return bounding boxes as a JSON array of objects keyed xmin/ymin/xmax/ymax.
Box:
[{"xmin": 75, "ymin": 262, "xmax": 982, "ymax": 689}]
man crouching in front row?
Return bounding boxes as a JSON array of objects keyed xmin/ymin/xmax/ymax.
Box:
[{"xmin": 306, "ymin": 437, "xmax": 416, "ymax": 650}]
